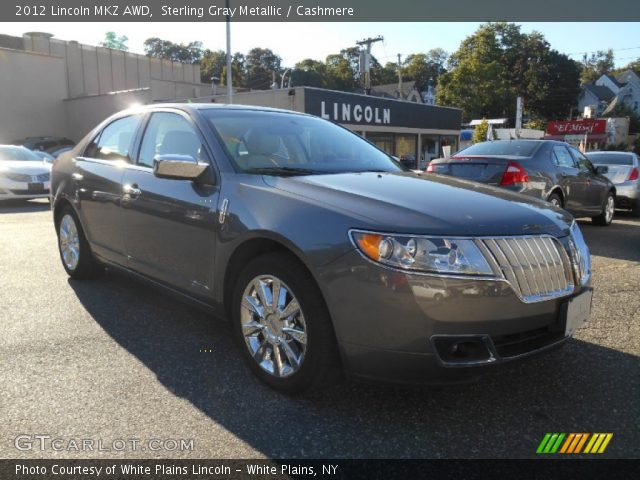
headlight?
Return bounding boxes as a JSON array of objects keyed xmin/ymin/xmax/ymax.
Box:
[
  {"xmin": 569, "ymin": 222, "xmax": 591, "ymax": 286},
  {"xmin": 350, "ymin": 230, "xmax": 495, "ymax": 276}
]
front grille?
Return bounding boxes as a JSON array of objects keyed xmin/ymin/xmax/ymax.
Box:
[
  {"xmin": 480, "ymin": 236, "xmax": 574, "ymax": 303},
  {"xmin": 6, "ymin": 172, "xmax": 49, "ymax": 182}
]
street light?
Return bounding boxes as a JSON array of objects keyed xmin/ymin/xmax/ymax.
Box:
[{"xmin": 281, "ymin": 68, "xmax": 292, "ymax": 89}]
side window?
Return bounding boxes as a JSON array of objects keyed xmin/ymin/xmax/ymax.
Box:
[
  {"xmin": 138, "ymin": 112, "xmax": 208, "ymax": 168},
  {"xmin": 569, "ymin": 147, "xmax": 594, "ymax": 172},
  {"xmin": 85, "ymin": 115, "xmax": 140, "ymax": 161},
  {"xmin": 552, "ymin": 146, "xmax": 576, "ymax": 168}
]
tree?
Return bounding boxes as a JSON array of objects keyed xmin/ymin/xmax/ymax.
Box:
[
  {"xmin": 437, "ymin": 22, "xmax": 580, "ymax": 123},
  {"xmin": 580, "ymin": 49, "xmax": 615, "ymax": 84},
  {"xmin": 325, "ymin": 47, "xmax": 360, "ymax": 91},
  {"xmin": 472, "ymin": 119, "xmax": 493, "ymax": 143},
  {"xmin": 143, "ymin": 38, "xmax": 203, "ymax": 64},
  {"xmin": 291, "ymin": 59, "xmax": 330, "ymax": 88},
  {"xmin": 402, "ymin": 49, "xmax": 448, "ymax": 91},
  {"xmin": 99, "ymin": 32, "xmax": 128, "ymax": 51},
  {"xmin": 245, "ymin": 48, "xmax": 282, "ymax": 90},
  {"xmin": 200, "ymin": 49, "xmax": 227, "ymax": 84}
]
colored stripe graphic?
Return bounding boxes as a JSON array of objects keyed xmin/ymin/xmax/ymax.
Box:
[{"xmin": 538, "ymin": 433, "xmax": 613, "ymax": 454}]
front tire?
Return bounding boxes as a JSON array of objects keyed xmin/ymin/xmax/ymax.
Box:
[
  {"xmin": 548, "ymin": 192, "xmax": 563, "ymax": 208},
  {"xmin": 56, "ymin": 206, "xmax": 103, "ymax": 279},
  {"xmin": 231, "ymin": 252, "xmax": 341, "ymax": 394},
  {"xmin": 592, "ymin": 192, "xmax": 615, "ymax": 226}
]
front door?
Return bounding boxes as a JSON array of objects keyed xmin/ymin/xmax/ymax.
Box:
[{"xmin": 120, "ymin": 111, "xmax": 220, "ymax": 298}]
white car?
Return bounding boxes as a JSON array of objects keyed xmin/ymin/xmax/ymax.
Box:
[{"xmin": 0, "ymin": 145, "xmax": 52, "ymax": 201}]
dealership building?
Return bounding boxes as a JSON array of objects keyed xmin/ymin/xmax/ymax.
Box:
[{"xmin": 0, "ymin": 32, "xmax": 461, "ymax": 164}]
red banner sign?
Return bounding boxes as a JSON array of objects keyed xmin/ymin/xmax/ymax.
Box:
[{"xmin": 546, "ymin": 119, "xmax": 607, "ymax": 135}]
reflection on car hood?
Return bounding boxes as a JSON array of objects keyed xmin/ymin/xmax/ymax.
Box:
[
  {"xmin": 0, "ymin": 160, "xmax": 51, "ymax": 174},
  {"xmin": 265, "ymin": 171, "xmax": 573, "ymax": 237}
]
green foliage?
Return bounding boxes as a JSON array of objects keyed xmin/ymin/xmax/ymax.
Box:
[
  {"xmin": 402, "ymin": 49, "xmax": 448, "ymax": 91},
  {"xmin": 472, "ymin": 119, "xmax": 493, "ymax": 143},
  {"xmin": 245, "ymin": 48, "xmax": 282, "ymax": 90},
  {"xmin": 99, "ymin": 32, "xmax": 128, "ymax": 51},
  {"xmin": 200, "ymin": 49, "xmax": 226, "ymax": 83},
  {"xmin": 143, "ymin": 38, "xmax": 203, "ymax": 64},
  {"xmin": 436, "ymin": 23, "xmax": 580, "ymax": 123},
  {"xmin": 580, "ymin": 49, "xmax": 615, "ymax": 84},
  {"xmin": 524, "ymin": 118, "xmax": 547, "ymax": 131}
]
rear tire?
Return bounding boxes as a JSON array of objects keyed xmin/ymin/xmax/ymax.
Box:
[
  {"xmin": 592, "ymin": 192, "xmax": 615, "ymax": 226},
  {"xmin": 56, "ymin": 206, "xmax": 103, "ymax": 279},
  {"xmin": 231, "ymin": 252, "xmax": 341, "ymax": 394},
  {"xmin": 632, "ymin": 200, "xmax": 640, "ymax": 218},
  {"xmin": 548, "ymin": 193, "xmax": 563, "ymax": 208}
]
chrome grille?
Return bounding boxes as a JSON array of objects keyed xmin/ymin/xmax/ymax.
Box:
[{"xmin": 480, "ymin": 236, "xmax": 574, "ymax": 303}]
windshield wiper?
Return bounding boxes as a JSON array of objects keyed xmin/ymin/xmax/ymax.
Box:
[{"xmin": 244, "ymin": 166, "xmax": 320, "ymax": 176}]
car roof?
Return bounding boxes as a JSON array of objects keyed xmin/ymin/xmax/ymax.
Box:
[{"xmin": 128, "ymin": 102, "xmax": 311, "ymax": 118}]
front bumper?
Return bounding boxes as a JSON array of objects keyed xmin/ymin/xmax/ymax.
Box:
[
  {"xmin": 0, "ymin": 179, "xmax": 50, "ymax": 200},
  {"xmin": 319, "ymin": 249, "xmax": 590, "ymax": 384}
]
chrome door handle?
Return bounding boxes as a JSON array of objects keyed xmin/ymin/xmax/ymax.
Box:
[{"xmin": 123, "ymin": 184, "xmax": 142, "ymax": 197}]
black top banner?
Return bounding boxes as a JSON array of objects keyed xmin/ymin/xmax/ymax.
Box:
[{"xmin": 5, "ymin": 0, "xmax": 640, "ymax": 21}]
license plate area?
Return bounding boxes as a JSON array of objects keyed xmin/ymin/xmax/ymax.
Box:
[
  {"xmin": 565, "ymin": 290, "xmax": 592, "ymax": 336},
  {"xmin": 28, "ymin": 182, "xmax": 45, "ymax": 192}
]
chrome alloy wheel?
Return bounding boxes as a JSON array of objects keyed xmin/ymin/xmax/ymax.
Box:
[
  {"xmin": 550, "ymin": 197, "xmax": 561, "ymax": 207},
  {"xmin": 59, "ymin": 214, "xmax": 80, "ymax": 271},
  {"xmin": 605, "ymin": 195, "xmax": 615, "ymax": 223},
  {"xmin": 240, "ymin": 275, "xmax": 307, "ymax": 378}
]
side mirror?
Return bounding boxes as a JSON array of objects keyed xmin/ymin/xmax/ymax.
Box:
[
  {"xmin": 595, "ymin": 165, "xmax": 609, "ymax": 175},
  {"xmin": 153, "ymin": 155, "xmax": 215, "ymax": 185}
]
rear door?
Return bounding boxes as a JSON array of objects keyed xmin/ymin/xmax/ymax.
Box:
[
  {"xmin": 120, "ymin": 110, "xmax": 220, "ymax": 298},
  {"xmin": 551, "ymin": 145, "xmax": 583, "ymax": 213},
  {"xmin": 569, "ymin": 146, "xmax": 609, "ymax": 214},
  {"xmin": 73, "ymin": 114, "xmax": 141, "ymax": 265}
]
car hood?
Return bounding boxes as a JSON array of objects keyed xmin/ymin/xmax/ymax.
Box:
[
  {"xmin": 0, "ymin": 160, "xmax": 51, "ymax": 175},
  {"xmin": 264, "ymin": 172, "xmax": 574, "ymax": 237}
]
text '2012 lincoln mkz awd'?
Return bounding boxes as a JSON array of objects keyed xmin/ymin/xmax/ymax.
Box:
[{"xmin": 51, "ymin": 104, "xmax": 592, "ymax": 393}]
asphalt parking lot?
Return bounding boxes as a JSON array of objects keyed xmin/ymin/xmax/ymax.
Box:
[{"xmin": 1, "ymin": 199, "xmax": 638, "ymax": 459}]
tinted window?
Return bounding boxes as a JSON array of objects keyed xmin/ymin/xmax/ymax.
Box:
[
  {"xmin": 85, "ymin": 115, "xmax": 140, "ymax": 161},
  {"xmin": 202, "ymin": 110, "xmax": 402, "ymax": 174},
  {"xmin": 586, "ymin": 153, "xmax": 634, "ymax": 165},
  {"xmin": 552, "ymin": 146, "xmax": 575, "ymax": 168},
  {"xmin": 569, "ymin": 147, "xmax": 594, "ymax": 172},
  {"xmin": 0, "ymin": 146, "xmax": 42, "ymax": 161},
  {"xmin": 138, "ymin": 112, "xmax": 208, "ymax": 168},
  {"xmin": 457, "ymin": 141, "xmax": 539, "ymax": 157}
]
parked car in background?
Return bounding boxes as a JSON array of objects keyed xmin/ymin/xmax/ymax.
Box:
[
  {"xmin": 585, "ymin": 151, "xmax": 639, "ymax": 216},
  {"xmin": 427, "ymin": 140, "xmax": 616, "ymax": 226},
  {"xmin": 0, "ymin": 145, "xmax": 51, "ymax": 201},
  {"xmin": 48, "ymin": 146, "xmax": 74, "ymax": 158},
  {"xmin": 52, "ymin": 104, "xmax": 592, "ymax": 393},
  {"xmin": 11, "ymin": 136, "xmax": 75, "ymax": 154},
  {"xmin": 30, "ymin": 150, "xmax": 56, "ymax": 163}
]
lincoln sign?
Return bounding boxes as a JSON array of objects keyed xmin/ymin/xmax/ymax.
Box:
[
  {"xmin": 546, "ymin": 119, "xmax": 607, "ymax": 136},
  {"xmin": 303, "ymin": 87, "xmax": 461, "ymax": 130}
]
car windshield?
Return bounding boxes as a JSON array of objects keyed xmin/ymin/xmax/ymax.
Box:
[
  {"xmin": 457, "ymin": 141, "xmax": 540, "ymax": 157},
  {"xmin": 0, "ymin": 146, "xmax": 42, "ymax": 161},
  {"xmin": 586, "ymin": 153, "xmax": 634, "ymax": 165},
  {"xmin": 202, "ymin": 109, "xmax": 405, "ymax": 175}
]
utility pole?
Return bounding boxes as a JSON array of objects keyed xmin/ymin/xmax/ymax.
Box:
[
  {"xmin": 515, "ymin": 96, "xmax": 524, "ymax": 137},
  {"xmin": 356, "ymin": 35, "xmax": 383, "ymax": 95},
  {"xmin": 225, "ymin": 0, "xmax": 232, "ymax": 103},
  {"xmin": 397, "ymin": 53, "xmax": 403, "ymax": 98}
]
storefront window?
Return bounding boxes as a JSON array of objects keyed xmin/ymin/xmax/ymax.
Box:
[
  {"xmin": 395, "ymin": 134, "xmax": 418, "ymax": 169},
  {"xmin": 367, "ymin": 133, "xmax": 394, "ymax": 156}
]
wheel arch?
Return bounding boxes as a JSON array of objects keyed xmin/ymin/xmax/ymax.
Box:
[{"xmin": 547, "ymin": 187, "xmax": 565, "ymax": 206}]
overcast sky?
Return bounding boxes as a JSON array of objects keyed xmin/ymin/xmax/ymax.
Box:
[{"xmin": 1, "ymin": 22, "xmax": 638, "ymax": 67}]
